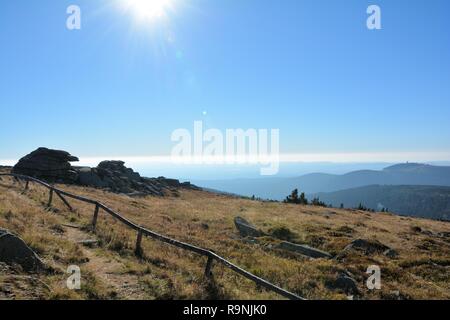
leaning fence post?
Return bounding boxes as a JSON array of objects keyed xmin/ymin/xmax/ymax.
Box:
[
  {"xmin": 55, "ymin": 192, "xmax": 73, "ymax": 212},
  {"xmin": 204, "ymin": 255, "xmax": 214, "ymax": 278},
  {"xmin": 135, "ymin": 230, "xmax": 143, "ymax": 257},
  {"xmin": 25, "ymin": 180, "xmax": 29, "ymax": 190},
  {"xmin": 92, "ymin": 204, "xmax": 100, "ymax": 230},
  {"xmin": 47, "ymin": 189, "xmax": 54, "ymax": 207}
]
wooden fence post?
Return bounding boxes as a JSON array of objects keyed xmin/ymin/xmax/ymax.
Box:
[
  {"xmin": 135, "ymin": 230, "xmax": 143, "ymax": 257},
  {"xmin": 204, "ymin": 255, "xmax": 214, "ymax": 278},
  {"xmin": 55, "ymin": 192, "xmax": 73, "ymax": 211},
  {"xmin": 25, "ymin": 180, "xmax": 29, "ymax": 190},
  {"xmin": 92, "ymin": 204, "xmax": 100, "ymax": 230},
  {"xmin": 47, "ymin": 189, "xmax": 54, "ymax": 207}
]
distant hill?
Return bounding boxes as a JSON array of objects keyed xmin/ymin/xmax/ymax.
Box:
[
  {"xmin": 311, "ymin": 185, "xmax": 450, "ymax": 221},
  {"xmin": 193, "ymin": 163, "xmax": 450, "ymax": 200}
]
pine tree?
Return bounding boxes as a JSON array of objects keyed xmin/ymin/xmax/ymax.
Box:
[
  {"xmin": 284, "ymin": 189, "xmax": 309, "ymax": 205},
  {"xmin": 285, "ymin": 189, "xmax": 299, "ymax": 204},
  {"xmin": 299, "ymin": 192, "xmax": 308, "ymax": 205}
]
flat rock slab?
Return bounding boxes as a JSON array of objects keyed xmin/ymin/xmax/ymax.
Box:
[
  {"xmin": 344, "ymin": 239, "xmax": 390, "ymax": 255},
  {"xmin": 77, "ymin": 239, "xmax": 99, "ymax": 248},
  {"xmin": 276, "ymin": 241, "xmax": 332, "ymax": 259},
  {"xmin": 0, "ymin": 229, "xmax": 44, "ymax": 272},
  {"xmin": 61, "ymin": 223, "xmax": 82, "ymax": 229},
  {"xmin": 234, "ymin": 217, "xmax": 264, "ymax": 238},
  {"xmin": 337, "ymin": 238, "xmax": 396, "ymax": 260}
]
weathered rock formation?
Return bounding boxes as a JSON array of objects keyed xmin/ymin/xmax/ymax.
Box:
[
  {"xmin": 76, "ymin": 160, "xmax": 200, "ymax": 196},
  {"xmin": 0, "ymin": 229, "xmax": 44, "ymax": 272},
  {"xmin": 11, "ymin": 148, "xmax": 201, "ymax": 197},
  {"xmin": 12, "ymin": 147, "xmax": 79, "ymax": 183}
]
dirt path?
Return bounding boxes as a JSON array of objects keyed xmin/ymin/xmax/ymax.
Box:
[
  {"xmin": 60, "ymin": 224, "xmax": 148, "ymax": 299},
  {"xmin": 0, "ymin": 181, "xmax": 150, "ymax": 299}
]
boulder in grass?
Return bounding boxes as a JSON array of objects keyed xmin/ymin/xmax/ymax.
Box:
[
  {"xmin": 234, "ymin": 217, "xmax": 264, "ymax": 237},
  {"xmin": 326, "ymin": 273, "xmax": 360, "ymax": 295},
  {"xmin": 0, "ymin": 229, "xmax": 44, "ymax": 272},
  {"xmin": 337, "ymin": 238, "xmax": 394, "ymax": 261},
  {"xmin": 343, "ymin": 239, "xmax": 390, "ymax": 255},
  {"xmin": 275, "ymin": 241, "xmax": 332, "ymax": 259}
]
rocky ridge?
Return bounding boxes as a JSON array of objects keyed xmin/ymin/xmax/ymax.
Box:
[{"xmin": 11, "ymin": 148, "xmax": 200, "ymax": 196}]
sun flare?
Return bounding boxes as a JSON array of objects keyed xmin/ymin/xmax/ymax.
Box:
[{"xmin": 123, "ymin": 0, "xmax": 173, "ymax": 22}]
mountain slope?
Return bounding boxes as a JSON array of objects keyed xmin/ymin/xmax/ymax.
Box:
[
  {"xmin": 312, "ymin": 185, "xmax": 450, "ymax": 221},
  {"xmin": 1, "ymin": 172, "xmax": 450, "ymax": 300}
]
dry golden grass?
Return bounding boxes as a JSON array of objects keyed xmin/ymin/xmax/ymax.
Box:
[{"xmin": 0, "ymin": 172, "xmax": 449, "ymax": 300}]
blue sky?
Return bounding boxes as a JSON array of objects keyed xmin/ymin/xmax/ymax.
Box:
[{"xmin": 1, "ymin": 0, "xmax": 450, "ymax": 163}]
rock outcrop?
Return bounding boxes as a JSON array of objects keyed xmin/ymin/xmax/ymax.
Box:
[
  {"xmin": 12, "ymin": 147, "xmax": 79, "ymax": 183},
  {"xmin": 11, "ymin": 148, "xmax": 200, "ymax": 197},
  {"xmin": 0, "ymin": 229, "xmax": 44, "ymax": 272},
  {"xmin": 76, "ymin": 160, "xmax": 200, "ymax": 196}
]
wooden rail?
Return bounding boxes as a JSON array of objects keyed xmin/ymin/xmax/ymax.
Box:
[{"xmin": 0, "ymin": 173, "xmax": 304, "ymax": 300}]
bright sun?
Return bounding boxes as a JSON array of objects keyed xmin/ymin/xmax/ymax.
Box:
[{"xmin": 123, "ymin": 0, "xmax": 173, "ymax": 22}]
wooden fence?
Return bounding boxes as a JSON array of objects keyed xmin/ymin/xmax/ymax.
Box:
[{"xmin": 0, "ymin": 173, "xmax": 304, "ymax": 300}]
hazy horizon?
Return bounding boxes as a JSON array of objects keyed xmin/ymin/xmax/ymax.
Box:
[
  {"xmin": 2, "ymin": 0, "xmax": 450, "ymax": 164},
  {"xmin": 3, "ymin": 154, "xmax": 450, "ymax": 180}
]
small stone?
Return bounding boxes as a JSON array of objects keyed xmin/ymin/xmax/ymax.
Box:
[
  {"xmin": 201, "ymin": 223, "xmax": 209, "ymax": 230},
  {"xmin": 78, "ymin": 240, "xmax": 98, "ymax": 248},
  {"xmin": 411, "ymin": 226, "xmax": 422, "ymax": 233},
  {"xmin": 383, "ymin": 248, "xmax": 399, "ymax": 258},
  {"xmin": 327, "ymin": 273, "xmax": 359, "ymax": 295},
  {"xmin": 391, "ymin": 290, "xmax": 400, "ymax": 297}
]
